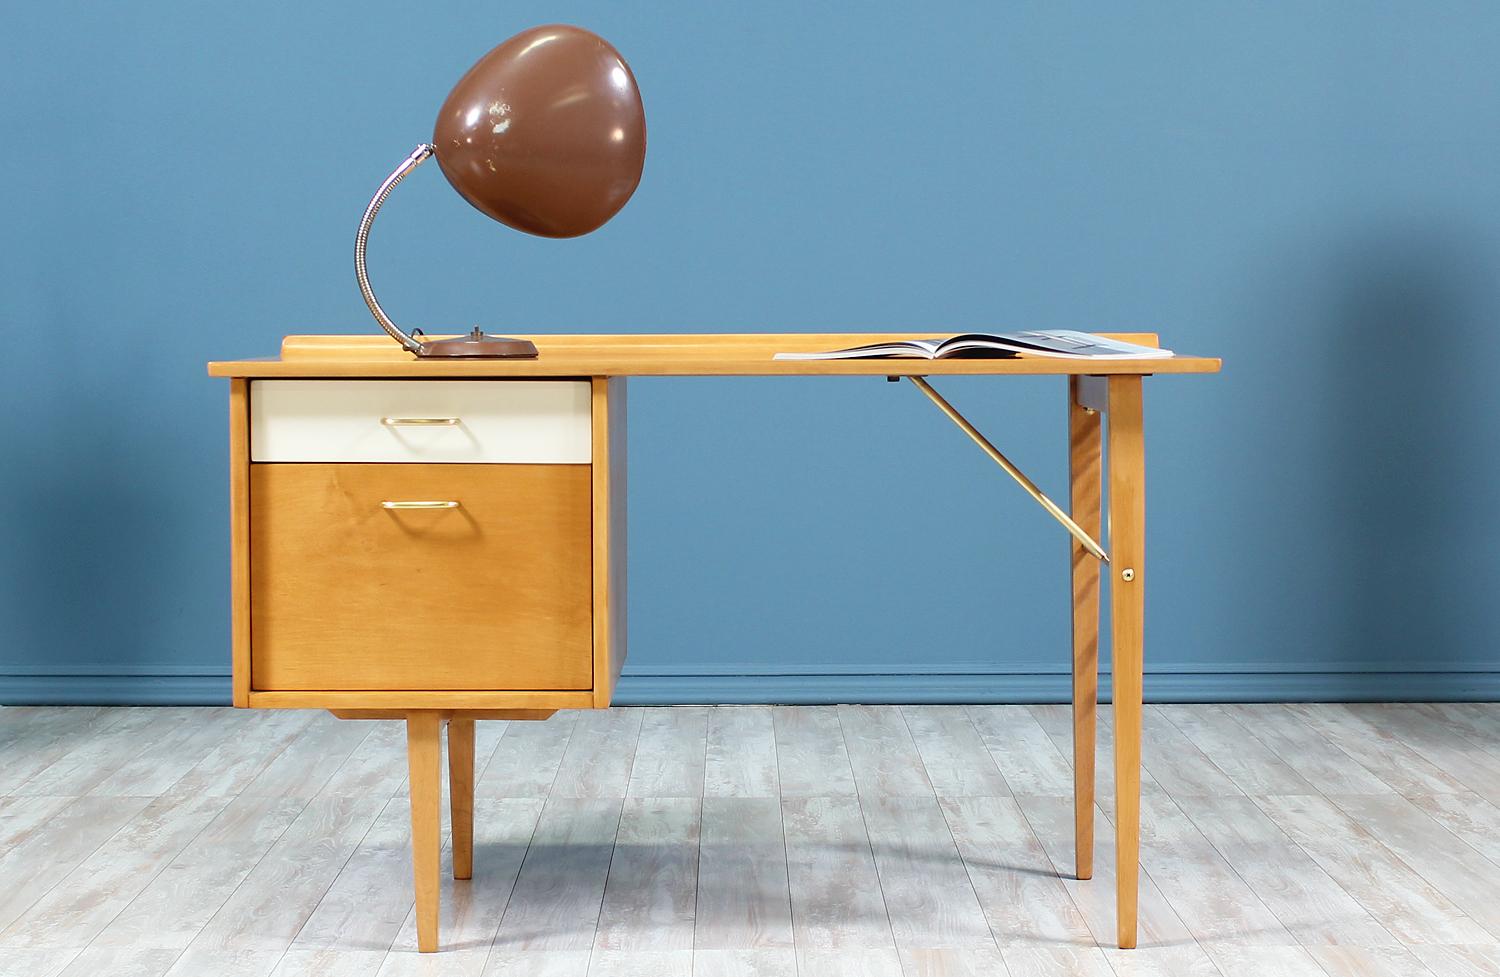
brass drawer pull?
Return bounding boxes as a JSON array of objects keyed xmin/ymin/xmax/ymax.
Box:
[
  {"xmin": 381, "ymin": 500, "xmax": 461, "ymax": 510},
  {"xmin": 381, "ymin": 416, "xmax": 461, "ymax": 426}
]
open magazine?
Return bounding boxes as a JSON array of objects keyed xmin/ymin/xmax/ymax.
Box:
[{"xmin": 773, "ymin": 330, "xmax": 1174, "ymax": 361}]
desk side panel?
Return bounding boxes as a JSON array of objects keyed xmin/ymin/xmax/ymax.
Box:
[
  {"xmin": 230, "ymin": 379, "xmax": 251, "ymax": 707},
  {"xmin": 592, "ymin": 377, "xmax": 627, "ymax": 707}
]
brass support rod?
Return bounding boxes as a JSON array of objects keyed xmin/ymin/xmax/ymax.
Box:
[{"xmin": 906, "ymin": 376, "xmax": 1109, "ymax": 563}]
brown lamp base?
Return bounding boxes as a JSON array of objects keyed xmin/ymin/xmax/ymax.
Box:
[{"xmin": 414, "ymin": 328, "xmax": 539, "ymax": 359}]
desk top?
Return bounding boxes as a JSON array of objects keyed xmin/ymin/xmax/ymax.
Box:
[{"xmin": 208, "ymin": 333, "xmax": 1221, "ymax": 378}]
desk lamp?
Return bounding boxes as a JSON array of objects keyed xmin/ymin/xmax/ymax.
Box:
[{"xmin": 355, "ymin": 25, "xmax": 646, "ymax": 358}]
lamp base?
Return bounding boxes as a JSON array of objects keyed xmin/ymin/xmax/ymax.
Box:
[{"xmin": 414, "ymin": 328, "xmax": 539, "ymax": 359}]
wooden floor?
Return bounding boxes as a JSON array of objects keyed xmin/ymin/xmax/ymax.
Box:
[{"xmin": 2, "ymin": 705, "xmax": 1500, "ymax": 977}]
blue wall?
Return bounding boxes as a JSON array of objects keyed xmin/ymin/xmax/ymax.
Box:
[{"xmin": 3, "ymin": 1, "xmax": 1498, "ymax": 704}]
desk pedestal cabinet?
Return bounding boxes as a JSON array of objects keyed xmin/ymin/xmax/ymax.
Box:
[{"xmin": 213, "ymin": 333, "xmax": 1220, "ymax": 952}]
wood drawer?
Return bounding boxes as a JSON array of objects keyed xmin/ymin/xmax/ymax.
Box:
[
  {"xmin": 249, "ymin": 463, "xmax": 593, "ymax": 691},
  {"xmin": 249, "ymin": 380, "xmax": 591, "ymax": 463}
]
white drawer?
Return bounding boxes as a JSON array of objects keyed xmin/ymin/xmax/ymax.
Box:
[{"xmin": 249, "ymin": 380, "xmax": 591, "ymax": 463}]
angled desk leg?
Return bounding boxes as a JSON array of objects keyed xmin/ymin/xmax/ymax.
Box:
[
  {"xmin": 1068, "ymin": 378, "xmax": 1103, "ymax": 882},
  {"xmin": 449, "ymin": 718, "xmax": 476, "ymax": 881},
  {"xmin": 1106, "ymin": 376, "xmax": 1145, "ymax": 949}
]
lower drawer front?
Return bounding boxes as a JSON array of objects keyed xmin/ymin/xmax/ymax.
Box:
[{"xmin": 250, "ymin": 463, "xmax": 592, "ymax": 691}]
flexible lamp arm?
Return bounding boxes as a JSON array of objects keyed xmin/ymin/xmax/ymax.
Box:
[{"xmin": 354, "ymin": 143, "xmax": 436, "ymax": 355}]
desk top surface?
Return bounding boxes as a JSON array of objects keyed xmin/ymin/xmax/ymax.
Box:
[{"xmin": 208, "ymin": 333, "xmax": 1221, "ymax": 378}]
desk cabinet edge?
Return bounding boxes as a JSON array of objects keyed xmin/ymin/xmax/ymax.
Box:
[
  {"xmin": 230, "ymin": 379, "xmax": 251, "ymax": 707},
  {"xmin": 592, "ymin": 376, "xmax": 627, "ymax": 707}
]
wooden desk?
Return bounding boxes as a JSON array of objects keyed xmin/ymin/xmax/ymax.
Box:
[{"xmin": 209, "ymin": 332, "xmax": 1221, "ymax": 952}]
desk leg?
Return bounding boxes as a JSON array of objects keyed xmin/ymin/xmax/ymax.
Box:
[
  {"xmin": 1107, "ymin": 376, "xmax": 1145, "ymax": 950},
  {"xmin": 449, "ymin": 718, "xmax": 475, "ymax": 881},
  {"xmin": 406, "ymin": 713, "xmax": 442, "ymax": 953},
  {"xmin": 1068, "ymin": 378, "xmax": 1103, "ymax": 882}
]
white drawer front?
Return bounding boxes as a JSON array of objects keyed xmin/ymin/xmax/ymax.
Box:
[{"xmin": 250, "ymin": 380, "xmax": 591, "ymax": 463}]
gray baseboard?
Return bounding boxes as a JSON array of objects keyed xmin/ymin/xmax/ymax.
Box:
[{"xmin": 3, "ymin": 670, "xmax": 1497, "ymax": 706}]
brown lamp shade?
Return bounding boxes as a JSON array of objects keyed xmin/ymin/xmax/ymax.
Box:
[{"xmin": 432, "ymin": 25, "xmax": 647, "ymax": 239}]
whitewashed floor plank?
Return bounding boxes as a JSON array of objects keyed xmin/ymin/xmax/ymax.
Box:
[
  {"xmin": 1419, "ymin": 704, "xmax": 1500, "ymax": 759},
  {"xmin": 859, "ymin": 794, "xmax": 994, "ymax": 949},
  {"xmin": 168, "ymin": 710, "xmax": 317, "ymax": 797},
  {"xmin": 0, "ymin": 795, "xmax": 155, "ymax": 934},
  {"xmin": 481, "ymin": 950, "xmax": 590, "ymax": 977},
  {"xmin": 771, "ymin": 706, "xmax": 857, "ymax": 799},
  {"xmin": 0, "ymin": 708, "xmax": 135, "ymax": 795},
  {"xmin": 902, "ymin": 706, "xmax": 1012, "ymax": 798},
  {"xmin": 704, "ymin": 707, "xmax": 780, "ymax": 799},
  {"xmin": 840, "ymin": 705, "xmax": 933, "ymax": 799},
  {"xmin": 1406, "ymin": 944, "xmax": 1500, "ymax": 977},
  {"xmin": 491, "ymin": 798, "xmax": 622, "ymax": 951},
  {"xmin": 1028, "ymin": 705, "xmax": 1166, "ymax": 820},
  {"xmin": 1253, "ymin": 793, "xmax": 1492, "ymax": 945},
  {"xmin": 0, "ymin": 795, "xmax": 83, "ymax": 851},
  {"xmin": 1137, "ymin": 707, "xmax": 1244, "ymax": 799},
  {"xmin": 551, "ymin": 710, "xmax": 645, "ymax": 800},
  {"xmin": 0, "ymin": 948, "xmax": 82, "ymax": 977},
  {"xmin": 1285, "ymin": 705, "xmax": 1470, "ymax": 797},
  {"xmin": 272, "ymin": 948, "xmax": 386, "ymax": 977},
  {"xmin": 693, "ymin": 797, "xmax": 793, "ymax": 950},
  {"xmin": 939, "ymin": 796, "xmax": 1095, "ymax": 948},
  {"xmin": 796, "ymin": 948, "xmax": 903, "ymax": 977},
  {"xmin": 690, "ymin": 949, "xmax": 796, "ymax": 976},
  {"xmin": 780, "ymin": 795, "xmax": 893, "ymax": 949},
  {"xmin": 240, "ymin": 715, "xmax": 375, "ymax": 798},
  {"xmin": 1199, "ymin": 941, "xmax": 1332, "ymax": 977},
  {"xmin": 319, "ymin": 721, "xmax": 413, "ymax": 799},
  {"xmin": 478, "ymin": 713, "xmax": 579, "ymax": 800},
  {"xmin": 1156, "ymin": 704, "xmax": 1316, "ymax": 796},
  {"xmin": 969, "ymin": 707, "xmax": 1073, "ymax": 798},
  {"xmin": 1305, "ymin": 945, "xmax": 1438, "ymax": 977},
  {"xmin": 55, "ymin": 947, "xmax": 182, "ymax": 977},
  {"xmin": 160, "ymin": 947, "xmax": 285, "ymax": 977},
  {"xmin": 1012, "ymin": 795, "xmax": 1193, "ymax": 950},
  {"xmin": 11, "ymin": 709, "xmax": 186, "ymax": 796},
  {"xmin": 898, "ymin": 947, "xmax": 1012, "ymax": 977},
  {"xmin": 594, "ymin": 797, "xmax": 699, "ymax": 951},
  {"xmin": 627, "ymin": 708, "xmax": 707, "ymax": 798},
  {"xmin": 93, "ymin": 793, "xmax": 308, "ymax": 950},
  {"xmin": 1221, "ymin": 705, "xmax": 1396, "ymax": 795},
  {"xmin": 377, "ymin": 946, "xmax": 489, "ymax": 977},
  {"xmin": 1406, "ymin": 791, "xmax": 1500, "ymax": 867},
  {"xmin": 1329, "ymin": 793, "xmax": 1500, "ymax": 941},
  {"xmin": 88, "ymin": 707, "xmax": 244, "ymax": 797},
  {"xmin": 188, "ymin": 794, "xmax": 387, "ymax": 952},
  {"xmin": 1175, "ymin": 795, "xmax": 1398, "ymax": 947},
  {"xmin": 1001, "ymin": 946, "xmax": 1113, "ymax": 977},
  {"xmin": 1350, "ymin": 705, "xmax": 1500, "ymax": 808},
  {"xmin": 1098, "ymin": 944, "xmax": 1221, "ymax": 977},
  {"xmin": 1130, "ymin": 792, "xmax": 1294, "ymax": 946},
  {"xmin": 0, "ymin": 792, "xmax": 231, "ymax": 948},
  {"xmin": 586, "ymin": 949, "xmax": 693, "ymax": 977},
  {"xmin": 291, "ymin": 799, "xmax": 414, "ymax": 951}
]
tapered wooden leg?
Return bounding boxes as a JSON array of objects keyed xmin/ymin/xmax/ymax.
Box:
[
  {"xmin": 448, "ymin": 718, "xmax": 475, "ymax": 881},
  {"xmin": 1068, "ymin": 378, "xmax": 1103, "ymax": 882},
  {"xmin": 406, "ymin": 712, "xmax": 442, "ymax": 953},
  {"xmin": 1107, "ymin": 376, "xmax": 1145, "ymax": 950}
]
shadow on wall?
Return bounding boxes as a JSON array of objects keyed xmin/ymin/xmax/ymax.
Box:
[{"xmin": 1317, "ymin": 224, "xmax": 1500, "ymax": 682}]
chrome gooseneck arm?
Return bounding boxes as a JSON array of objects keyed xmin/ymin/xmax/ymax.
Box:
[
  {"xmin": 353, "ymin": 143, "xmax": 539, "ymax": 359},
  {"xmin": 354, "ymin": 143, "xmax": 435, "ymax": 355}
]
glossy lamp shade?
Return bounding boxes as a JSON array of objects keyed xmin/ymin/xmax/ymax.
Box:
[
  {"xmin": 354, "ymin": 24, "xmax": 646, "ymax": 358},
  {"xmin": 433, "ymin": 25, "xmax": 647, "ymax": 238}
]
